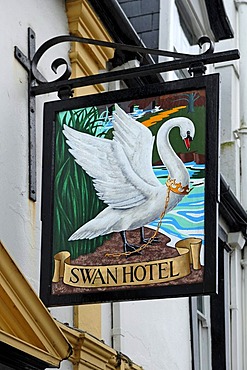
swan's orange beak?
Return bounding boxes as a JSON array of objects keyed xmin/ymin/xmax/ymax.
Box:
[{"xmin": 184, "ymin": 131, "xmax": 192, "ymax": 150}]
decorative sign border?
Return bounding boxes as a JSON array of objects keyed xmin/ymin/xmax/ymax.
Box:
[{"xmin": 40, "ymin": 74, "xmax": 219, "ymax": 306}]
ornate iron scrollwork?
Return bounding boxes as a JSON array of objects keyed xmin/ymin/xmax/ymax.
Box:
[
  {"xmin": 17, "ymin": 31, "xmax": 240, "ymax": 99},
  {"xmin": 30, "ymin": 34, "xmax": 214, "ymax": 85}
]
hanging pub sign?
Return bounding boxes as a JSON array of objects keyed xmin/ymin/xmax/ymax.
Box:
[{"xmin": 40, "ymin": 74, "xmax": 219, "ymax": 306}]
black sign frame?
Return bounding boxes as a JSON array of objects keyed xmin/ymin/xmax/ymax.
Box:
[{"xmin": 40, "ymin": 74, "xmax": 219, "ymax": 307}]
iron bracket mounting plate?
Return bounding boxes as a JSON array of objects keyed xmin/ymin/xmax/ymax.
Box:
[{"xmin": 15, "ymin": 28, "xmax": 41, "ymax": 201}]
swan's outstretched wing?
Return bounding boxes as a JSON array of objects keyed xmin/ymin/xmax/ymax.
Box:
[
  {"xmin": 63, "ymin": 123, "xmax": 159, "ymax": 210},
  {"xmin": 113, "ymin": 104, "xmax": 160, "ymax": 187}
]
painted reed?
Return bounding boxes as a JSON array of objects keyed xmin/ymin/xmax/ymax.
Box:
[{"xmin": 53, "ymin": 106, "xmax": 111, "ymax": 258}]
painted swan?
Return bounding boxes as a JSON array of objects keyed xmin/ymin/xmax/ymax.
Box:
[{"xmin": 63, "ymin": 104, "xmax": 195, "ymax": 252}]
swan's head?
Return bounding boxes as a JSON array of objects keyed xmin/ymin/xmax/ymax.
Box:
[
  {"xmin": 160, "ymin": 117, "xmax": 195, "ymax": 151},
  {"xmin": 157, "ymin": 117, "xmax": 195, "ymax": 150},
  {"xmin": 177, "ymin": 117, "xmax": 195, "ymax": 145}
]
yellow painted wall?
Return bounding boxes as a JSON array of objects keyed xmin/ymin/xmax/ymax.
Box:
[{"xmin": 66, "ymin": 0, "xmax": 114, "ymax": 96}]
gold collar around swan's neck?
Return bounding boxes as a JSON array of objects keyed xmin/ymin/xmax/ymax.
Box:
[{"xmin": 166, "ymin": 177, "xmax": 190, "ymax": 195}]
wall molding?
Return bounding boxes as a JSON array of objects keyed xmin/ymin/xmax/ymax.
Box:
[{"xmin": 66, "ymin": 0, "xmax": 114, "ymax": 95}]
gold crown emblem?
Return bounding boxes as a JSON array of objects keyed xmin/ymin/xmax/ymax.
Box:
[{"xmin": 166, "ymin": 177, "xmax": 190, "ymax": 195}]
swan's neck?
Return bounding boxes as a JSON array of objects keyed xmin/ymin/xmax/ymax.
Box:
[{"xmin": 157, "ymin": 122, "xmax": 189, "ymax": 186}]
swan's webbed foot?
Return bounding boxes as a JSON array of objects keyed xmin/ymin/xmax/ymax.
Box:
[
  {"xmin": 140, "ymin": 227, "xmax": 160, "ymax": 244},
  {"xmin": 124, "ymin": 242, "xmax": 142, "ymax": 255},
  {"xmin": 120, "ymin": 231, "xmax": 141, "ymax": 256},
  {"xmin": 141, "ymin": 237, "xmax": 160, "ymax": 243}
]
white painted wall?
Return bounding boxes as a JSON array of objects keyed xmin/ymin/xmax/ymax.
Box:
[
  {"xmin": 0, "ymin": 0, "xmax": 68, "ymax": 289},
  {"xmin": 0, "ymin": 0, "xmax": 74, "ymax": 357},
  {"xmin": 123, "ymin": 299, "xmax": 192, "ymax": 370},
  {"xmin": 0, "ymin": 1, "xmax": 74, "ymax": 368},
  {"xmin": 102, "ymin": 298, "xmax": 192, "ymax": 370}
]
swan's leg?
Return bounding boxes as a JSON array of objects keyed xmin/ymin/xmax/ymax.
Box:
[
  {"xmin": 120, "ymin": 231, "xmax": 141, "ymax": 255},
  {"xmin": 140, "ymin": 227, "xmax": 160, "ymax": 244}
]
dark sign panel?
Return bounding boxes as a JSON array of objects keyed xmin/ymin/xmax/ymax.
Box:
[{"xmin": 40, "ymin": 74, "xmax": 219, "ymax": 306}]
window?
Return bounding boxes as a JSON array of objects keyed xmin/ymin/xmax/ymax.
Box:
[{"xmin": 190, "ymin": 296, "xmax": 212, "ymax": 370}]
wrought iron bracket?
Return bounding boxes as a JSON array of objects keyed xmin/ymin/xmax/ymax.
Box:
[
  {"xmin": 15, "ymin": 28, "xmax": 39, "ymax": 201},
  {"xmin": 14, "ymin": 28, "xmax": 240, "ymax": 201}
]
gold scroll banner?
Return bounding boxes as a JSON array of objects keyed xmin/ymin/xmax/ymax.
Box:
[{"xmin": 52, "ymin": 238, "xmax": 202, "ymax": 288}]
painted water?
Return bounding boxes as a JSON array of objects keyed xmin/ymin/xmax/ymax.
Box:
[{"xmin": 149, "ymin": 161, "xmax": 205, "ymax": 264}]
